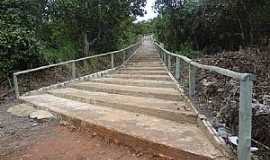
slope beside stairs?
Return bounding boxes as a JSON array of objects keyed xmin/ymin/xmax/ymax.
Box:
[{"xmin": 20, "ymin": 40, "xmax": 230, "ymax": 160}]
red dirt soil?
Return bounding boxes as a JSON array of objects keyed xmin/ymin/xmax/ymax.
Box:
[{"xmin": 6, "ymin": 125, "xmax": 168, "ymax": 160}]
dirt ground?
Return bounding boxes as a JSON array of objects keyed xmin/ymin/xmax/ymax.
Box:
[{"xmin": 0, "ymin": 103, "xmax": 169, "ymax": 160}]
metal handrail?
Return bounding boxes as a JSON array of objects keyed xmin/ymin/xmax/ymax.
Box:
[
  {"xmin": 154, "ymin": 41, "xmax": 255, "ymax": 160},
  {"xmin": 14, "ymin": 42, "xmax": 140, "ymax": 76},
  {"xmin": 13, "ymin": 40, "xmax": 141, "ymax": 98},
  {"xmin": 155, "ymin": 42, "xmax": 256, "ymax": 81}
]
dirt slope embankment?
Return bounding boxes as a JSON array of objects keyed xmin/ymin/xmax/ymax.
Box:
[{"xmin": 194, "ymin": 48, "xmax": 270, "ymax": 159}]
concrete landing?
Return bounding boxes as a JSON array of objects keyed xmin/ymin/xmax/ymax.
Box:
[{"xmin": 21, "ymin": 94, "xmax": 224, "ymax": 160}]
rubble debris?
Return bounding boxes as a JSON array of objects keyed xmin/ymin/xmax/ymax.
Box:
[{"xmin": 29, "ymin": 110, "xmax": 54, "ymax": 120}]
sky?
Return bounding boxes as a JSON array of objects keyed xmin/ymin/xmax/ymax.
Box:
[{"xmin": 136, "ymin": 0, "xmax": 158, "ymax": 22}]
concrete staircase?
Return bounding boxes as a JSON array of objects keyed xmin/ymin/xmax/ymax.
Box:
[{"xmin": 19, "ymin": 40, "xmax": 229, "ymax": 160}]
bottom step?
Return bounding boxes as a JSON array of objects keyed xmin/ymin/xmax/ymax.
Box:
[{"xmin": 21, "ymin": 94, "xmax": 227, "ymax": 160}]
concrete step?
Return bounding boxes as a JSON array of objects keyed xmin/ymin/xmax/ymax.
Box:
[
  {"xmin": 123, "ymin": 66, "xmax": 166, "ymax": 71},
  {"xmin": 127, "ymin": 63, "xmax": 163, "ymax": 67},
  {"xmin": 21, "ymin": 94, "xmax": 225, "ymax": 160},
  {"xmin": 70, "ymin": 81, "xmax": 183, "ymax": 101},
  {"xmin": 129, "ymin": 59, "xmax": 161, "ymax": 62},
  {"xmin": 48, "ymin": 88, "xmax": 197, "ymax": 124},
  {"xmin": 117, "ymin": 70, "xmax": 169, "ymax": 75},
  {"xmin": 132, "ymin": 55, "xmax": 160, "ymax": 58},
  {"xmin": 108, "ymin": 74, "xmax": 172, "ymax": 81},
  {"xmin": 90, "ymin": 78, "xmax": 176, "ymax": 88}
]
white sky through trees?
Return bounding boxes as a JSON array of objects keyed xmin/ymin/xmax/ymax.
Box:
[{"xmin": 136, "ymin": 0, "xmax": 157, "ymax": 22}]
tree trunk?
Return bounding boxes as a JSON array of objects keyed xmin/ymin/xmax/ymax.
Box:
[{"xmin": 83, "ymin": 32, "xmax": 90, "ymax": 56}]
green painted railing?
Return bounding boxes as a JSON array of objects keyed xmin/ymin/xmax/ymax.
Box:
[{"xmin": 154, "ymin": 41, "xmax": 256, "ymax": 160}]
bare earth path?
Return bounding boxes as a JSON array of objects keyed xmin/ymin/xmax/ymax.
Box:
[{"xmin": 0, "ymin": 104, "xmax": 166, "ymax": 160}]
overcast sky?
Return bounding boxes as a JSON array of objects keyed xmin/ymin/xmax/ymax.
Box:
[{"xmin": 136, "ymin": 0, "xmax": 157, "ymax": 22}]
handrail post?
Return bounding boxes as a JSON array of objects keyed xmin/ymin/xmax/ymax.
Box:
[
  {"xmin": 189, "ymin": 64, "xmax": 196, "ymax": 96},
  {"xmin": 13, "ymin": 73, "xmax": 19, "ymax": 99},
  {"xmin": 111, "ymin": 53, "xmax": 114, "ymax": 68},
  {"xmin": 238, "ymin": 76, "xmax": 253, "ymax": 160},
  {"xmin": 72, "ymin": 61, "xmax": 76, "ymax": 79},
  {"xmin": 123, "ymin": 51, "xmax": 126, "ymax": 64},
  {"xmin": 175, "ymin": 57, "xmax": 180, "ymax": 81},
  {"xmin": 167, "ymin": 54, "xmax": 171, "ymax": 71},
  {"xmin": 163, "ymin": 52, "xmax": 166, "ymax": 64}
]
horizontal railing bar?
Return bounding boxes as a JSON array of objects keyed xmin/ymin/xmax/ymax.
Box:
[
  {"xmin": 14, "ymin": 42, "xmax": 140, "ymax": 76},
  {"xmin": 14, "ymin": 60, "xmax": 75, "ymax": 75},
  {"xmin": 154, "ymin": 42, "xmax": 256, "ymax": 81},
  {"xmin": 74, "ymin": 42, "xmax": 139, "ymax": 62}
]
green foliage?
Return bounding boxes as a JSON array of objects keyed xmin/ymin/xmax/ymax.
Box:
[
  {"xmin": 0, "ymin": 0, "xmax": 146, "ymax": 80},
  {"xmin": 134, "ymin": 20, "xmax": 155, "ymax": 35},
  {"xmin": 48, "ymin": 0, "xmax": 146, "ymax": 53},
  {"xmin": 0, "ymin": 0, "xmax": 42, "ymax": 77},
  {"xmin": 41, "ymin": 40, "xmax": 78, "ymax": 64},
  {"xmin": 176, "ymin": 43, "xmax": 200, "ymax": 59},
  {"xmin": 154, "ymin": 0, "xmax": 270, "ymax": 54}
]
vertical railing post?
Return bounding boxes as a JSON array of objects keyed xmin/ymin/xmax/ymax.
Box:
[
  {"xmin": 123, "ymin": 51, "xmax": 126, "ymax": 64},
  {"xmin": 158, "ymin": 49, "xmax": 162, "ymax": 59},
  {"xmin": 189, "ymin": 64, "xmax": 196, "ymax": 97},
  {"xmin": 72, "ymin": 61, "xmax": 76, "ymax": 79},
  {"xmin": 111, "ymin": 53, "xmax": 114, "ymax": 68},
  {"xmin": 13, "ymin": 73, "xmax": 19, "ymax": 99},
  {"xmin": 167, "ymin": 54, "xmax": 171, "ymax": 71},
  {"xmin": 238, "ymin": 75, "xmax": 253, "ymax": 160},
  {"xmin": 175, "ymin": 57, "xmax": 180, "ymax": 81},
  {"xmin": 163, "ymin": 52, "xmax": 167, "ymax": 65},
  {"xmin": 163, "ymin": 52, "xmax": 165, "ymax": 63}
]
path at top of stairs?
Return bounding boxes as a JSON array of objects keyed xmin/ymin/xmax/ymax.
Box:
[{"xmin": 20, "ymin": 38, "xmax": 229, "ymax": 160}]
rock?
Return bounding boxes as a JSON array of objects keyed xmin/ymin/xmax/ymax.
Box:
[
  {"xmin": 7, "ymin": 104, "xmax": 36, "ymax": 117},
  {"xmin": 92, "ymin": 132, "xmax": 97, "ymax": 137},
  {"xmin": 32, "ymin": 123, "xmax": 38, "ymax": 127},
  {"xmin": 29, "ymin": 110, "xmax": 54, "ymax": 120},
  {"xmin": 59, "ymin": 120, "xmax": 70, "ymax": 126},
  {"xmin": 252, "ymin": 101, "xmax": 270, "ymax": 116}
]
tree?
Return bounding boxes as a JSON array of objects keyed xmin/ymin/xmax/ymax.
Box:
[
  {"xmin": 0, "ymin": 0, "xmax": 146, "ymax": 80},
  {"xmin": 0, "ymin": 0, "xmax": 43, "ymax": 78},
  {"xmin": 153, "ymin": 0, "xmax": 270, "ymax": 53}
]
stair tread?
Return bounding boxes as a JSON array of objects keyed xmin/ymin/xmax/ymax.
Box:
[
  {"xmin": 70, "ymin": 81, "xmax": 181, "ymax": 100},
  {"xmin": 89, "ymin": 78, "xmax": 176, "ymax": 89},
  {"xmin": 110, "ymin": 74, "xmax": 170, "ymax": 77},
  {"xmin": 91, "ymin": 78, "xmax": 176, "ymax": 87},
  {"xmin": 109, "ymin": 74, "xmax": 171, "ymax": 80},
  {"xmin": 124, "ymin": 66, "xmax": 166, "ymax": 70},
  {"xmin": 48, "ymin": 88, "xmax": 196, "ymax": 116},
  {"xmin": 21, "ymin": 94, "xmax": 223, "ymax": 159},
  {"xmin": 117, "ymin": 70, "xmax": 168, "ymax": 74}
]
